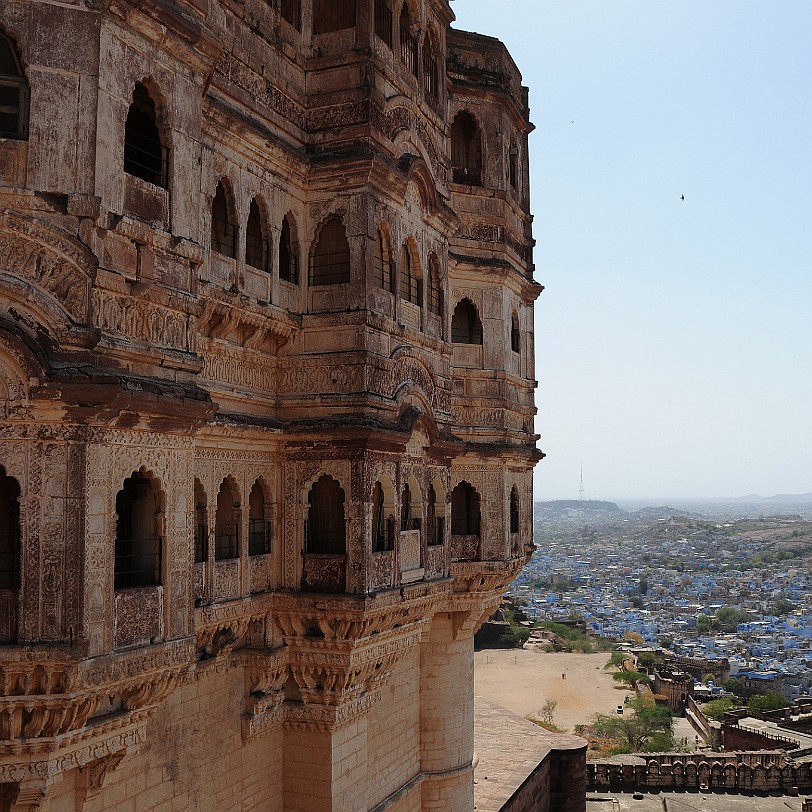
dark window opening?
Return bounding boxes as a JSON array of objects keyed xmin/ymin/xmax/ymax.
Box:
[
  {"xmin": 511, "ymin": 312, "xmax": 520, "ymax": 353},
  {"xmin": 400, "ymin": 483, "xmax": 412, "ymax": 532},
  {"xmin": 0, "ymin": 33, "xmax": 28, "ymax": 140},
  {"xmin": 509, "ymin": 145, "xmax": 518, "ymax": 189},
  {"xmin": 194, "ymin": 479, "xmax": 208, "ymax": 564},
  {"xmin": 313, "ymin": 0, "xmax": 355, "ymax": 35},
  {"xmin": 214, "ymin": 479, "xmax": 240, "ymax": 560},
  {"xmin": 400, "ymin": 5, "xmax": 418, "ymax": 77},
  {"xmin": 248, "ymin": 482, "xmax": 271, "ymax": 556},
  {"xmin": 280, "ymin": 0, "xmax": 301, "ymax": 30},
  {"xmin": 374, "ymin": 0, "xmax": 393, "ymax": 48},
  {"xmin": 115, "ymin": 473, "xmax": 162, "ymax": 589},
  {"xmin": 246, "ymin": 199, "xmax": 270, "ymax": 273},
  {"xmin": 451, "ymin": 299, "xmax": 482, "ymax": 344},
  {"xmin": 211, "ymin": 181, "xmax": 237, "ymax": 259},
  {"xmin": 510, "ymin": 486, "xmax": 520, "ymax": 534},
  {"xmin": 372, "ymin": 482, "xmax": 393, "ymax": 553},
  {"xmin": 0, "ymin": 469, "xmax": 20, "ymax": 590},
  {"xmin": 310, "ymin": 217, "xmax": 350, "ymax": 286},
  {"xmin": 428, "ymin": 266, "xmax": 443, "ymax": 317},
  {"xmin": 426, "ymin": 484, "xmax": 444, "ymax": 546},
  {"xmin": 451, "ymin": 111, "xmax": 482, "ymax": 185},
  {"xmin": 279, "ymin": 215, "xmax": 299, "ymax": 284},
  {"xmin": 306, "ymin": 475, "xmax": 346, "ymax": 554},
  {"xmin": 400, "ymin": 245, "xmax": 421, "ymax": 306},
  {"xmin": 423, "ymin": 38, "xmax": 439, "ymax": 101},
  {"xmin": 451, "ymin": 482, "xmax": 480, "ymax": 538},
  {"xmin": 124, "ymin": 83, "xmax": 168, "ymax": 188},
  {"xmin": 373, "ymin": 229, "xmax": 393, "ymax": 292}
]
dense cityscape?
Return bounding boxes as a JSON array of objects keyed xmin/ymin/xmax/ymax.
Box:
[{"xmin": 510, "ymin": 499, "xmax": 812, "ymax": 702}]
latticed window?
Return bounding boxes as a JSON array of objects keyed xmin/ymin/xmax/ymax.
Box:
[
  {"xmin": 124, "ymin": 83, "xmax": 168, "ymax": 188},
  {"xmin": 313, "ymin": 0, "xmax": 355, "ymax": 35},
  {"xmin": 400, "ymin": 5, "xmax": 418, "ymax": 77},
  {"xmin": 248, "ymin": 482, "xmax": 271, "ymax": 556},
  {"xmin": 373, "ymin": 229, "xmax": 393, "ymax": 292},
  {"xmin": 451, "ymin": 299, "xmax": 482, "ymax": 344},
  {"xmin": 310, "ymin": 217, "xmax": 350, "ymax": 286},
  {"xmin": 451, "ymin": 482, "xmax": 480, "ymax": 537},
  {"xmin": 214, "ymin": 479, "xmax": 240, "ymax": 560},
  {"xmin": 280, "ymin": 0, "xmax": 301, "ymax": 30},
  {"xmin": 510, "ymin": 487, "xmax": 520, "ymax": 534},
  {"xmin": 426, "ymin": 484, "xmax": 444, "ymax": 546},
  {"xmin": 211, "ymin": 181, "xmax": 237, "ymax": 259},
  {"xmin": 245, "ymin": 200, "xmax": 270, "ymax": 272},
  {"xmin": 194, "ymin": 479, "xmax": 208, "ymax": 564},
  {"xmin": 115, "ymin": 473, "xmax": 162, "ymax": 589},
  {"xmin": 451, "ymin": 111, "xmax": 482, "ymax": 185},
  {"xmin": 400, "ymin": 483, "xmax": 412, "ymax": 532},
  {"xmin": 0, "ymin": 468, "xmax": 20, "ymax": 590},
  {"xmin": 306, "ymin": 475, "xmax": 346, "ymax": 554},
  {"xmin": 374, "ymin": 0, "xmax": 392, "ymax": 48},
  {"xmin": 400, "ymin": 245, "xmax": 421, "ymax": 305},
  {"xmin": 279, "ymin": 215, "xmax": 299, "ymax": 284},
  {"xmin": 428, "ymin": 264, "xmax": 443, "ymax": 317},
  {"xmin": 511, "ymin": 312, "xmax": 520, "ymax": 353},
  {"xmin": 0, "ymin": 33, "xmax": 28, "ymax": 140},
  {"xmin": 372, "ymin": 482, "xmax": 391, "ymax": 553},
  {"xmin": 423, "ymin": 37, "xmax": 439, "ymax": 101}
]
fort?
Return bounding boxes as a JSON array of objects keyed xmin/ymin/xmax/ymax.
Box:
[{"xmin": 0, "ymin": 1, "xmax": 583, "ymax": 810}]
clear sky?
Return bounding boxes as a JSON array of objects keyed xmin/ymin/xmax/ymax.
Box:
[{"xmin": 452, "ymin": 1, "xmax": 812, "ymax": 501}]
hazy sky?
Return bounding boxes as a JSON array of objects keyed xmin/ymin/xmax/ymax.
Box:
[{"xmin": 452, "ymin": 1, "xmax": 812, "ymax": 501}]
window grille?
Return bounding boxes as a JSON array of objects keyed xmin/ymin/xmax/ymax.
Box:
[
  {"xmin": 194, "ymin": 480, "xmax": 208, "ymax": 563},
  {"xmin": 423, "ymin": 39, "xmax": 439, "ymax": 101},
  {"xmin": 451, "ymin": 482, "xmax": 480, "ymax": 537},
  {"xmin": 306, "ymin": 475, "xmax": 346, "ymax": 554},
  {"xmin": 400, "ymin": 484, "xmax": 412, "ymax": 532},
  {"xmin": 214, "ymin": 522, "xmax": 239, "ymax": 560},
  {"xmin": 374, "ymin": 0, "xmax": 392, "ymax": 48},
  {"xmin": 511, "ymin": 313, "xmax": 520, "ymax": 353},
  {"xmin": 510, "ymin": 487, "xmax": 520, "ymax": 534},
  {"xmin": 428, "ymin": 269, "xmax": 443, "ymax": 317},
  {"xmin": 426, "ymin": 485, "xmax": 444, "ymax": 547},
  {"xmin": 124, "ymin": 83, "xmax": 168, "ymax": 188},
  {"xmin": 400, "ymin": 8, "xmax": 418, "ymax": 77},
  {"xmin": 451, "ymin": 112, "xmax": 482, "ymax": 185},
  {"xmin": 400, "ymin": 245, "xmax": 421, "ymax": 305},
  {"xmin": 0, "ymin": 34, "xmax": 28, "ymax": 140},
  {"xmin": 372, "ymin": 482, "xmax": 390, "ymax": 552},
  {"xmin": 0, "ymin": 471, "xmax": 20, "ymax": 590},
  {"xmin": 313, "ymin": 0, "xmax": 356, "ymax": 35},
  {"xmin": 114, "ymin": 474, "xmax": 162, "ymax": 589},
  {"xmin": 451, "ymin": 299, "xmax": 482, "ymax": 344},
  {"xmin": 211, "ymin": 182, "xmax": 237, "ymax": 259},
  {"xmin": 373, "ymin": 230, "xmax": 393, "ymax": 292},
  {"xmin": 248, "ymin": 483, "xmax": 270, "ymax": 555},
  {"xmin": 279, "ymin": 216, "xmax": 299, "ymax": 284},
  {"xmin": 245, "ymin": 200, "xmax": 270, "ymax": 272},
  {"xmin": 280, "ymin": 0, "xmax": 301, "ymax": 30},
  {"xmin": 310, "ymin": 218, "xmax": 350, "ymax": 286}
]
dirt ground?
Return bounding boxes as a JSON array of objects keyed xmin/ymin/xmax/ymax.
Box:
[{"xmin": 474, "ymin": 649, "xmax": 631, "ymax": 732}]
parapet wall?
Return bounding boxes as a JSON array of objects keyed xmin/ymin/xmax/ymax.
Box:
[{"xmin": 587, "ymin": 752, "xmax": 812, "ymax": 794}]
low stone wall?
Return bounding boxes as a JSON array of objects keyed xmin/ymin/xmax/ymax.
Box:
[
  {"xmin": 587, "ymin": 751, "xmax": 812, "ymax": 793},
  {"xmin": 501, "ymin": 743, "xmax": 586, "ymax": 812},
  {"xmin": 722, "ymin": 722, "xmax": 801, "ymax": 752}
]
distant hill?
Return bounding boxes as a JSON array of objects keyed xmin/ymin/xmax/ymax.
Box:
[
  {"xmin": 731, "ymin": 493, "xmax": 812, "ymax": 503},
  {"xmin": 536, "ymin": 500, "xmax": 622, "ymax": 513}
]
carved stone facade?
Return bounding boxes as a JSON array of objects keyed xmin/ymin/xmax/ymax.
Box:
[{"xmin": 0, "ymin": 1, "xmax": 551, "ymax": 810}]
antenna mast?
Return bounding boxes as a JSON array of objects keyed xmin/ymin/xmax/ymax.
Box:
[{"xmin": 579, "ymin": 466, "xmax": 585, "ymax": 501}]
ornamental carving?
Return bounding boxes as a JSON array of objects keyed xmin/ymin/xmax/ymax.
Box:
[{"xmin": 0, "ymin": 211, "xmax": 95, "ymax": 323}]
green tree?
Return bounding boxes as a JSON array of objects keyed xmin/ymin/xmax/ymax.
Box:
[
  {"xmin": 715, "ymin": 607, "xmax": 747, "ymax": 632},
  {"xmin": 605, "ymin": 651, "xmax": 627, "ymax": 671},
  {"xmin": 695, "ymin": 614, "xmax": 715, "ymax": 634},
  {"xmin": 592, "ymin": 700, "xmax": 674, "ymax": 753},
  {"xmin": 538, "ymin": 698, "xmax": 558, "ymax": 725},
  {"xmin": 612, "ymin": 671, "xmax": 651, "ymax": 689},
  {"xmin": 723, "ymin": 678, "xmax": 750, "ymax": 698},
  {"xmin": 701, "ymin": 697, "xmax": 737, "ymax": 721},
  {"xmin": 747, "ymin": 693, "xmax": 789, "ymax": 716},
  {"xmin": 773, "ymin": 597, "xmax": 797, "ymax": 616},
  {"xmin": 637, "ymin": 651, "xmax": 662, "ymax": 671}
]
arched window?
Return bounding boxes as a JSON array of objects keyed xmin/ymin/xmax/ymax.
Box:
[
  {"xmin": 428, "ymin": 258, "xmax": 443, "ymax": 317},
  {"xmin": 400, "ymin": 482, "xmax": 412, "ymax": 532},
  {"xmin": 211, "ymin": 181, "xmax": 237, "ymax": 259},
  {"xmin": 374, "ymin": 0, "xmax": 392, "ymax": 48},
  {"xmin": 248, "ymin": 481, "xmax": 271, "ymax": 556},
  {"xmin": 400, "ymin": 244, "xmax": 421, "ymax": 306},
  {"xmin": 313, "ymin": 0, "xmax": 355, "ymax": 35},
  {"xmin": 373, "ymin": 228, "xmax": 393, "ymax": 292},
  {"xmin": 124, "ymin": 83, "xmax": 167, "ymax": 188},
  {"xmin": 310, "ymin": 217, "xmax": 350, "ymax": 286},
  {"xmin": 214, "ymin": 478, "xmax": 240, "ymax": 561},
  {"xmin": 451, "ymin": 111, "xmax": 482, "ymax": 185},
  {"xmin": 510, "ymin": 486, "xmax": 520, "ymax": 534},
  {"xmin": 451, "ymin": 299, "xmax": 482, "ymax": 344},
  {"xmin": 194, "ymin": 479, "xmax": 208, "ymax": 564},
  {"xmin": 115, "ymin": 473, "xmax": 162, "ymax": 589},
  {"xmin": 306, "ymin": 475, "xmax": 346, "ymax": 554},
  {"xmin": 372, "ymin": 481, "xmax": 393, "ymax": 553},
  {"xmin": 399, "ymin": 4, "xmax": 418, "ymax": 77},
  {"xmin": 0, "ymin": 33, "xmax": 28, "ymax": 140},
  {"xmin": 451, "ymin": 482, "xmax": 480, "ymax": 538},
  {"xmin": 245, "ymin": 199, "xmax": 269, "ymax": 272},
  {"xmin": 422, "ymin": 34, "xmax": 439, "ymax": 101},
  {"xmin": 511, "ymin": 312, "xmax": 520, "ymax": 353},
  {"xmin": 508, "ymin": 144, "xmax": 518, "ymax": 189},
  {"xmin": 426, "ymin": 484, "xmax": 444, "ymax": 546},
  {"xmin": 279, "ymin": 215, "xmax": 299, "ymax": 284},
  {"xmin": 0, "ymin": 468, "xmax": 20, "ymax": 590},
  {"xmin": 281, "ymin": 0, "xmax": 301, "ymax": 30}
]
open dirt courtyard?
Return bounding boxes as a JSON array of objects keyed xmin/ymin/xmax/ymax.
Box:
[{"xmin": 474, "ymin": 649, "xmax": 629, "ymax": 731}]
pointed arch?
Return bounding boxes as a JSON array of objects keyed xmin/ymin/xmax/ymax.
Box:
[
  {"xmin": 451, "ymin": 481, "xmax": 480, "ymax": 538},
  {"xmin": 279, "ymin": 213, "xmax": 300, "ymax": 284},
  {"xmin": 427, "ymin": 254, "xmax": 443, "ymax": 318},
  {"xmin": 194, "ymin": 478, "xmax": 208, "ymax": 564},
  {"xmin": 124, "ymin": 82, "xmax": 168, "ymax": 188},
  {"xmin": 245, "ymin": 198, "xmax": 270, "ymax": 273},
  {"xmin": 451, "ymin": 298, "xmax": 482, "ymax": 344},
  {"xmin": 114, "ymin": 470, "xmax": 164, "ymax": 589},
  {"xmin": 248, "ymin": 479, "xmax": 271, "ymax": 555},
  {"xmin": 373, "ymin": 225, "xmax": 394, "ymax": 292},
  {"xmin": 211, "ymin": 179, "xmax": 237, "ymax": 259},
  {"xmin": 400, "ymin": 240, "xmax": 421, "ymax": 306},
  {"xmin": 372, "ymin": 475, "xmax": 395, "ymax": 552},
  {"xmin": 451, "ymin": 110, "xmax": 482, "ymax": 185},
  {"xmin": 214, "ymin": 476, "xmax": 241, "ymax": 560},
  {"xmin": 306, "ymin": 475, "xmax": 346, "ymax": 554},
  {"xmin": 310, "ymin": 216, "xmax": 350, "ymax": 286}
]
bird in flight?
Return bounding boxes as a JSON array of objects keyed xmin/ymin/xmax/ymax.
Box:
[{"xmin": 680, "ymin": 194, "xmax": 685, "ymax": 201}]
